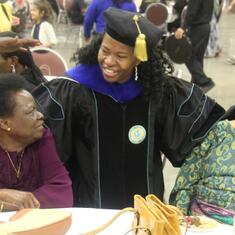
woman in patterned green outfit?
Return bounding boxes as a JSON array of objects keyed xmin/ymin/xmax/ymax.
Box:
[{"xmin": 170, "ymin": 120, "xmax": 235, "ymax": 224}]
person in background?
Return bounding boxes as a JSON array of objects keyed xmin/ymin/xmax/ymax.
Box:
[
  {"xmin": 32, "ymin": 7, "xmax": 225, "ymax": 209},
  {"xmin": 30, "ymin": 0, "xmax": 57, "ymax": 48},
  {"xmin": 47, "ymin": 0, "xmax": 59, "ymax": 16},
  {"xmin": 0, "ymin": 0, "xmax": 20, "ymax": 32},
  {"xmin": 167, "ymin": 0, "xmax": 187, "ymax": 33},
  {"xmin": 0, "ymin": 31, "xmax": 46, "ymax": 92},
  {"xmin": 83, "ymin": 0, "xmax": 137, "ymax": 43},
  {"xmin": 226, "ymin": 0, "xmax": 235, "ymax": 64},
  {"xmin": 174, "ymin": 0, "xmax": 215, "ymax": 93},
  {"xmin": 68, "ymin": 0, "xmax": 87, "ymax": 25},
  {"xmin": 170, "ymin": 117, "xmax": 235, "ymax": 225},
  {"xmin": 204, "ymin": 0, "xmax": 223, "ymax": 58},
  {"xmin": 0, "ymin": 74, "xmax": 73, "ymax": 211}
]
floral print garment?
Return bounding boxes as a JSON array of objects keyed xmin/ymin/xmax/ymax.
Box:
[{"xmin": 170, "ymin": 120, "xmax": 235, "ymax": 215}]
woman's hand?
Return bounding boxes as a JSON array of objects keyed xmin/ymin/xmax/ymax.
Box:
[
  {"xmin": 0, "ymin": 189, "xmax": 40, "ymax": 211},
  {"xmin": 174, "ymin": 28, "xmax": 185, "ymax": 40},
  {"xmin": 0, "ymin": 37, "xmax": 41, "ymax": 53},
  {"xmin": 84, "ymin": 37, "xmax": 91, "ymax": 44}
]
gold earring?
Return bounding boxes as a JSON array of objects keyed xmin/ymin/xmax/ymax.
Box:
[
  {"xmin": 7, "ymin": 127, "xmax": 11, "ymax": 131},
  {"xmin": 11, "ymin": 64, "xmax": 16, "ymax": 73}
]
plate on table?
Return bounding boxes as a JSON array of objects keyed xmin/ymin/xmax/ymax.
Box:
[{"xmin": 180, "ymin": 216, "xmax": 220, "ymax": 233}]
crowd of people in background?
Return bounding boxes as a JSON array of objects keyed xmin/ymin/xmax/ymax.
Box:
[
  {"xmin": 1, "ymin": 0, "xmax": 234, "ymax": 63},
  {"xmin": 0, "ymin": 0, "xmax": 235, "ymax": 226}
]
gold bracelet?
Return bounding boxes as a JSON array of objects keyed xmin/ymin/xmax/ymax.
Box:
[{"xmin": 0, "ymin": 202, "xmax": 4, "ymax": 212}]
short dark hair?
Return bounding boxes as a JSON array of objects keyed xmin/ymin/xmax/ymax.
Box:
[{"xmin": 0, "ymin": 74, "xmax": 28, "ymax": 118}]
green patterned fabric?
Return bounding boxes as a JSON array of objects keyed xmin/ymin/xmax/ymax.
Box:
[{"xmin": 170, "ymin": 120, "xmax": 235, "ymax": 215}]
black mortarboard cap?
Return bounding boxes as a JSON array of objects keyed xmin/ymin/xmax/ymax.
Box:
[{"xmin": 103, "ymin": 7, "xmax": 163, "ymax": 61}]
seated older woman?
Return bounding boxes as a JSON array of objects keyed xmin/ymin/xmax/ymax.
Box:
[
  {"xmin": 0, "ymin": 74, "xmax": 73, "ymax": 211},
  {"xmin": 0, "ymin": 31, "xmax": 46, "ymax": 92}
]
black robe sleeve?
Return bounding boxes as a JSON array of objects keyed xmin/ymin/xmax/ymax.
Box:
[
  {"xmin": 32, "ymin": 79, "xmax": 99, "ymax": 206},
  {"xmin": 159, "ymin": 78, "xmax": 225, "ymax": 167},
  {"xmin": 222, "ymin": 105, "xmax": 235, "ymax": 120},
  {"xmin": 32, "ymin": 78, "xmax": 89, "ymax": 164}
]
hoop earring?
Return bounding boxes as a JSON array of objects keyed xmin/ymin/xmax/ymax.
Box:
[
  {"xmin": 135, "ymin": 66, "xmax": 138, "ymax": 81},
  {"xmin": 11, "ymin": 64, "xmax": 16, "ymax": 73}
]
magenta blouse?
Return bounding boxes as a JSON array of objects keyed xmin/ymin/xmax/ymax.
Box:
[{"xmin": 0, "ymin": 129, "xmax": 73, "ymax": 208}]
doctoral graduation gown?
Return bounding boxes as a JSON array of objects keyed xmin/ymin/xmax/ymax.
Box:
[
  {"xmin": 32, "ymin": 64, "xmax": 225, "ymax": 209},
  {"xmin": 0, "ymin": 129, "xmax": 73, "ymax": 208}
]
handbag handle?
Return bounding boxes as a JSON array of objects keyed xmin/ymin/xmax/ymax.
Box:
[{"xmin": 80, "ymin": 207, "xmax": 136, "ymax": 235}]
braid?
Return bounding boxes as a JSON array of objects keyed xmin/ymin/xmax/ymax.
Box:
[
  {"xmin": 138, "ymin": 47, "xmax": 174, "ymax": 104},
  {"xmin": 14, "ymin": 49, "xmax": 46, "ymax": 84}
]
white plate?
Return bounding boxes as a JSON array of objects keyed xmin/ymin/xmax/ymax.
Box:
[{"xmin": 180, "ymin": 216, "xmax": 220, "ymax": 233}]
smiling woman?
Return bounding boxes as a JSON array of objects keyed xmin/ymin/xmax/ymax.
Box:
[
  {"xmin": 97, "ymin": 34, "xmax": 139, "ymax": 84},
  {"xmin": 0, "ymin": 74, "xmax": 73, "ymax": 211},
  {"xmin": 48, "ymin": 7, "xmax": 225, "ymax": 209}
]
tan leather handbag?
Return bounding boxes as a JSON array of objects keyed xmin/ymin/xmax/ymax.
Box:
[
  {"xmin": 0, "ymin": 208, "xmax": 72, "ymax": 235},
  {"xmin": 81, "ymin": 194, "xmax": 183, "ymax": 235},
  {"xmin": 146, "ymin": 194, "xmax": 182, "ymax": 235}
]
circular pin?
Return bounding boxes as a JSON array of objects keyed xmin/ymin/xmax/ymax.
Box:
[{"xmin": 128, "ymin": 125, "xmax": 146, "ymax": 144}]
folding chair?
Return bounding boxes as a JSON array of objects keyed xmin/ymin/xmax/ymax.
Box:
[
  {"xmin": 56, "ymin": 0, "xmax": 67, "ymax": 24},
  {"xmin": 31, "ymin": 47, "xmax": 68, "ymax": 77}
]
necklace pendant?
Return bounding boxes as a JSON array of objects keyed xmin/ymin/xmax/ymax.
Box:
[{"xmin": 4, "ymin": 150, "xmax": 24, "ymax": 179}]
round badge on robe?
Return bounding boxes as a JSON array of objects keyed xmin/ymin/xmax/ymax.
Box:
[{"xmin": 128, "ymin": 125, "xmax": 146, "ymax": 144}]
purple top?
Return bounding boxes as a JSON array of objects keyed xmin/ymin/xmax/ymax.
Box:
[{"xmin": 0, "ymin": 129, "xmax": 73, "ymax": 208}]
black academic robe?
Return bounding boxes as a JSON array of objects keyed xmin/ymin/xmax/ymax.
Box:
[{"xmin": 32, "ymin": 77, "xmax": 225, "ymax": 209}]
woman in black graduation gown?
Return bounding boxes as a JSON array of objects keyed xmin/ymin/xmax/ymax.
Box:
[{"xmin": 32, "ymin": 7, "xmax": 225, "ymax": 209}]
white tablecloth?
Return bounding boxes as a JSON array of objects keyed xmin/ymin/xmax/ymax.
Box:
[{"xmin": 0, "ymin": 208, "xmax": 234, "ymax": 235}]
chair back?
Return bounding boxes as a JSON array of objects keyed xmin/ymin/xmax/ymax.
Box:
[
  {"xmin": 145, "ymin": 3, "xmax": 168, "ymax": 28},
  {"xmin": 31, "ymin": 47, "xmax": 68, "ymax": 76}
]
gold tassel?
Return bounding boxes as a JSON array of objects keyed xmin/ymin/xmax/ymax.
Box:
[
  {"xmin": 133, "ymin": 15, "xmax": 148, "ymax": 62},
  {"xmin": 134, "ymin": 33, "xmax": 148, "ymax": 62}
]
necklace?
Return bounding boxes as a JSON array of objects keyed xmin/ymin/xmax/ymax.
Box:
[{"xmin": 4, "ymin": 150, "xmax": 24, "ymax": 179}]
